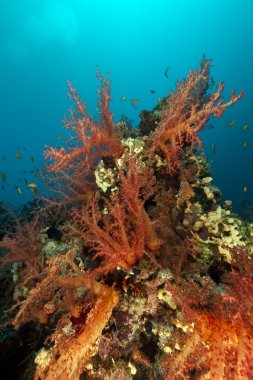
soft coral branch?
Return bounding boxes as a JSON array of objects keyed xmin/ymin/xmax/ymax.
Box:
[
  {"xmin": 164, "ymin": 251, "xmax": 253, "ymax": 380},
  {"xmin": 44, "ymin": 70, "xmax": 123, "ymax": 174},
  {"xmin": 0, "ymin": 216, "xmax": 44, "ymax": 284},
  {"xmin": 6, "ymin": 248, "xmax": 119, "ymax": 380},
  {"xmin": 149, "ymin": 57, "xmax": 244, "ymax": 174},
  {"xmin": 43, "ymin": 71, "xmax": 123, "ymax": 208},
  {"xmin": 69, "ymin": 157, "xmax": 159, "ymax": 275}
]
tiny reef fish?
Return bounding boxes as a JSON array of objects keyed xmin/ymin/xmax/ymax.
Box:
[
  {"xmin": 227, "ymin": 119, "xmax": 235, "ymax": 127},
  {"xmin": 120, "ymin": 95, "xmax": 126, "ymax": 101},
  {"xmin": 30, "ymin": 156, "xmax": 34, "ymax": 162},
  {"xmin": 15, "ymin": 186, "xmax": 23, "ymax": 195},
  {"xmin": 0, "ymin": 172, "xmax": 6, "ymax": 183},
  {"xmin": 130, "ymin": 99, "xmax": 139, "ymax": 109},
  {"xmin": 164, "ymin": 66, "xmax": 170, "ymax": 78},
  {"xmin": 149, "ymin": 90, "xmax": 156, "ymax": 94},
  {"xmin": 16, "ymin": 151, "xmax": 22, "ymax": 159},
  {"xmin": 56, "ymin": 135, "xmax": 63, "ymax": 140},
  {"xmin": 243, "ymin": 141, "xmax": 248, "ymax": 150},
  {"xmin": 27, "ymin": 182, "xmax": 37, "ymax": 188},
  {"xmin": 243, "ymin": 186, "xmax": 248, "ymax": 192},
  {"xmin": 211, "ymin": 143, "xmax": 216, "ymax": 154},
  {"xmin": 240, "ymin": 124, "xmax": 249, "ymax": 133}
]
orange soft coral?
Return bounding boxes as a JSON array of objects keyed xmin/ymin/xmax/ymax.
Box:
[
  {"xmin": 69, "ymin": 157, "xmax": 159, "ymax": 275},
  {"xmin": 164, "ymin": 258, "xmax": 253, "ymax": 380},
  {"xmin": 149, "ymin": 57, "xmax": 243, "ymax": 174},
  {"xmin": 35, "ymin": 275, "xmax": 119, "ymax": 380},
  {"xmin": 43, "ymin": 70, "xmax": 123, "ymax": 208},
  {"xmin": 9, "ymin": 249, "xmax": 119, "ymax": 380},
  {"xmin": 45, "ymin": 70, "xmax": 123, "ymax": 173}
]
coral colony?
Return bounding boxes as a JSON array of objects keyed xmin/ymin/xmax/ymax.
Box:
[{"xmin": 1, "ymin": 57, "xmax": 253, "ymax": 380}]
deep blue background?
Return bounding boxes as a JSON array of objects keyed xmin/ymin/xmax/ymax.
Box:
[{"xmin": 0, "ymin": 0, "xmax": 252, "ymax": 211}]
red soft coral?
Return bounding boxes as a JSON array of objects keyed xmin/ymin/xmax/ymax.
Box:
[
  {"xmin": 43, "ymin": 70, "xmax": 123, "ymax": 208},
  {"xmin": 0, "ymin": 216, "xmax": 44, "ymax": 285},
  {"xmin": 149, "ymin": 57, "xmax": 244, "ymax": 174},
  {"xmin": 164, "ymin": 252, "xmax": 253, "ymax": 380},
  {"xmin": 68, "ymin": 157, "xmax": 159, "ymax": 275},
  {"xmin": 44, "ymin": 70, "xmax": 123, "ymax": 173}
]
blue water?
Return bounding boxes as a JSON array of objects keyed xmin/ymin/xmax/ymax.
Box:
[{"xmin": 0, "ymin": 0, "xmax": 253, "ymax": 213}]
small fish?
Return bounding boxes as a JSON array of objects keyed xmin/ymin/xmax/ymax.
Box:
[
  {"xmin": 16, "ymin": 186, "xmax": 23, "ymax": 195},
  {"xmin": 1, "ymin": 156, "xmax": 6, "ymax": 161},
  {"xmin": 227, "ymin": 119, "xmax": 235, "ymax": 127},
  {"xmin": 23, "ymin": 178, "xmax": 28, "ymax": 184},
  {"xmin": 31, "ymin": 188, "xmax": 38, "ymax": 194},
  {"xmin": 1, "ymin": 185, "xmax": 4, "ymax": 191},
  {"xmin": 211, "ymin": 143, "xmax": 216, "ymax": 154},
  {"xmin": 27, "ymin": 182, "xmax": 37, "ymax": 188},
  {"xmin": 0, "ymin": 172, "xmax": 6, "ymax": 183},
  {"xmin": 23, "ymin": 147, "xmax": 27, "ymax": 150},
  {"xmin": 16, "ymin": 151, "xmax": 22, "ymax": 159},
  {"xmin": 243, "ymin": 141, "xmax": 248, "ymax": 150},
  {"xmin": 149, "ymin": 90, "xmax": 156, "ymax": 94},
  {"xmin": 164, "ymin": 66, "xmax": 170, "ymax": 78},
  {"xmin": 205, "ymin": 124, "xmax": 214, "ymax": 129},
  {"xmin": 243, "ymin": 186, "xmax": 248, "ymax": 192},
  {"xmin": 158, "ymin": 97, "xmax": 162, "ymax": 104},
  {"xmin": 120, "ymin": 95, "xmax": 126, "ymax": 101},
  {"xmin": 240, "ymin": 124, "xmax": 249, "ymax": 133},
  {"xmin": 30, "ymin": 155, "xmax": 34, "ymax": 162},
  {"xmin": 23, "ymin": 170, "xmax": 27, "ymax": 174},
  {"xmin": 130, "ymin": 99, "xmax": 139, "ymax": 109},
  {"xmin": 56, "ymin": 135, "xmax": 63, "ymax": 141}
]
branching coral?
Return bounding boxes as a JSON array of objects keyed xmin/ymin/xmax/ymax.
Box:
[
  {"xmin": 148, "ymin": 57, "xmax": 244, "ymax": 174},
  {"xmin": 8, "ymin": 250, "xmax": 119, "ymax": 380},
  {"xmin": 68, "ymin": 156, "xmax": 159, "ymax": 275},
  {"xmin": 45, "ymin": 70, "xmax": 123, "ymax": 173},
  {"xmin": 1, "ymin": 58, "xmax": 250, "ymax": 380},
  {"xmin": 43, "ymin": 70, "xmax": 123, "ymax": 207},
  {"xmin": 0, "ymin": 216, "xmax": 45, "ymax": 285},
  {"xmin": 164, "ymin": 255, "xmax": 253, "ymax": 380}
]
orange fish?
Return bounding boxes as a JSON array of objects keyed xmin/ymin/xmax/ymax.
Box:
[
  {"xmin": 27, "ymin": 182, "xmax": 37, "ymax": 188},
  {"xmin": 0, "ymin": 172, "xmax": 6, "ymax": 183},
  {"xmin": 16, "ymin": 151, "xmax": 22, "ymax": 159},
  {"xmin": 227, "ymin": 119, "xmax": 235, "ymax": 127}
]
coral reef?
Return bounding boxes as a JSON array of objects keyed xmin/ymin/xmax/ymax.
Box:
[{"xmin": 1, "ymin": 57, "xmax": 252, "ymax": 380}]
